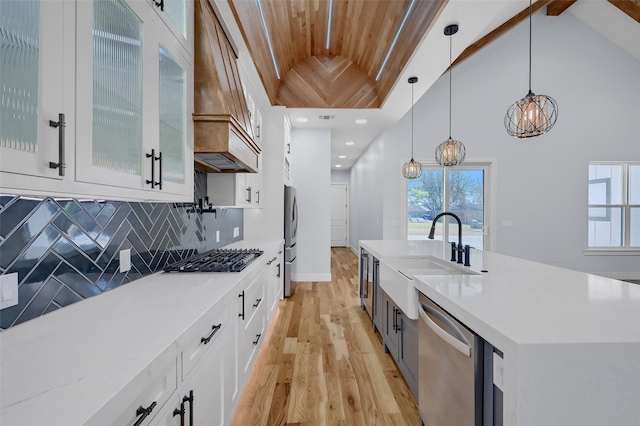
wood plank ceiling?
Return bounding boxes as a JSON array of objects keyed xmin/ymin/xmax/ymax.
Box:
[
  {"xmin": 228, "ymin": 0, "xmax": 640, "ymax": 109},
  {"xmin": 228, "ymin": 0, "xmax": 446, "ymax": 109}
]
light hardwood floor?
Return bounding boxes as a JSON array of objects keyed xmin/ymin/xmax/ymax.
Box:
[{"xmin": 231, "ymin": 247, "xmax": 420, "ymax": 426}]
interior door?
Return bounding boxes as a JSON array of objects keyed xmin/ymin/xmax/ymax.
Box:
[{"xmin": 331, "ymin": 184, "xmax": 347, "ymax": 247}]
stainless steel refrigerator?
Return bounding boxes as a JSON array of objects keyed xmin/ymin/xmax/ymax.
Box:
[{"xmin": 284, "ymin": 185, "xmax": 298, "ymax": 297}]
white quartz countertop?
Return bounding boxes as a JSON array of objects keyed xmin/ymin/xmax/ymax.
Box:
[
  {"xmin": 361, "ymin": 239, "xmax": 640, "ymax": 348},
  {"xmin": 361, "ymin": 239, "xmax": 640, "ymax": 426},
  {"xmin": 0, "ymin": 240, "xmax": 282, "ymax": 426}
]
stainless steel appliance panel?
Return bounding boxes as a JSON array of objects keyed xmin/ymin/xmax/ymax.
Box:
[
  {"xmin": 284, "ymin": 185, "xmax": 298, "ymax": 297},
  {"xmin": 419, "ymin": 292, "xmax": 483, "ymax": 426}
]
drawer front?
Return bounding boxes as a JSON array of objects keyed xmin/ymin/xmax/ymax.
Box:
[
  {"xmin": 86, "ymin": 355, "xmax": 177, "ymax": 426},
  {"xmin": 182, "ymin": 300, "xmax": 231, "ymax": 381},
  {"xmin": 242, "ymin": 272, "xmax": 266, "ymax": 326},
  {"xmin": 241, "ymin": 301, "xmax": 266, "ymax": 377}
]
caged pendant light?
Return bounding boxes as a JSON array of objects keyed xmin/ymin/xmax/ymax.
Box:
[
  {"xmin": 402, "ymin": 76, "xmax": 422, "ymax": 179},
  {"xmin": 435, "ymin": 24, "xmax": 465, "ymax": 167},
  {"xmin": 504, "ymin": 0, "xmax": 558, "ymax": 138}
]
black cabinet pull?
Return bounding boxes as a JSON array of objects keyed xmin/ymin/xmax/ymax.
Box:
[
  {"xmin": 253, "ymin": 298, "xmax": 262, "ymax": 308},
  {"xmin": 156, "ymin": 151, "xmax": 162, "ymax": 190},
  {"xmin": 172, "ymin": 405, "xmax": 185, "ymax": 426},
  {"xmin": 184, "ymin": 390, "xmax": 194, "ymax": 426},
  {"xmin": 256, "ymin": 189, "xmax": 260, "ymax": 204},
  {"xmin": 239, "ymin": 291, "xmax": 245, "ymax": 320},
  {"xmin": 253, "ymin": 333, "xmax": 262, "ymax": 345},
  {"xmin": 246, "ymin": 187, "xmax": 252, "ymax": 203},
  {"xmin": 152, "ymin": 0, "xmax": 164, "ymax": 11},
  {"xmin": 200, "ymin": 323, "xmax": 222, "ymax": 344},
  {"xmin": 48, "ymin": 113, "xmax": 66, "ymax": 176},
  {"xmin": 394, "ymin": 308, "xmax": 401, "ymax": 333},
  {"xmin": 133, "ymin": 401, "xmax": 157, "ymax": 426},
  {"xmin": 276, "ymin": 263, "xmax": 281, "ymax": 278},
  {"xmin": 146, "ymin": 149, "xmax": 156, "ymax": 189}
]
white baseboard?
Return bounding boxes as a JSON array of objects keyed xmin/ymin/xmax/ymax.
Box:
[{"xmin": 292, "ymin": 273, "xmax": 332, "ymax": 282}]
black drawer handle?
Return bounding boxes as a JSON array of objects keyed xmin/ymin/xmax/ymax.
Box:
[
  {"xmin": 152, "ymin": 0, "xmax": 164, "ymax": 11},
  {"xmin": 200, "ymin": 323, "xmax": 222, "ymax": 344},
  {"xmin": 253, "ymin": 333, "xmax": 262, "ymax": 345},
  {"xmin": 48, "ymin": 113, "xmax": 65, "ymax": 176},
  {"xmin": 239, "ymin": 291, "xmax": 245, "ymax": 320},
  {"xmin": 134, "ymin": 401, "xmax": 157, "ymax": 426},
  {"xmin": 253, "ymin": 298, "xmax": 262, "ymax": 308}
]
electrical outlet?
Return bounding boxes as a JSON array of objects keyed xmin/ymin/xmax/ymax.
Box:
[
  {"xmin": 233, "ymin": 227, "xmax": 239, "ymax": 237},
  {"xmin": 120, "ymin": 249, "xmax": 131, "ymax": 273},
  {"xmin": 0, "ymin": 273, "xmax": 19, "ymax": 310},
  {"xmin": 216, "ymin": 230, "xmax": 220, "ymax": 242}
]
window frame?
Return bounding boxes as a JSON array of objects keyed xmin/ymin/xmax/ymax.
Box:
[
  {"xmin": 401, "ymin": 159, "xmax": 496, "ymax": 252},
  {"xmin": 585, "ymin": 161, "xmax": 640, "ymax": 255}
]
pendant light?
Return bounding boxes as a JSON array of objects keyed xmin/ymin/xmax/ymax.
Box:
[
  {"xmin": 504, "ymin": 0, "xmax": 558, "ymax": 138},
  {"xmin": 402, "ymin": 76, "xmax": 422, "ymax": 179},
  {"xmin": 435, "ymin": 24, "xmax": 465, "ymax": 167}
]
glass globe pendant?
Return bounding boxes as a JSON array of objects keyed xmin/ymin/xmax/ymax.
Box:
[
  {"xmin": 436, "ymin": 24, "xmax": 465, "ymax": 167},
  {"xmin": 402, "ymin": 76, "xmax": 422, "ymax": 179}
]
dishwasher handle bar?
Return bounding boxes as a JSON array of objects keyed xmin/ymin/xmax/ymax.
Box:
[{"xmin": 419, "ymin": 302, "xmax": 471, "ymax": 357}]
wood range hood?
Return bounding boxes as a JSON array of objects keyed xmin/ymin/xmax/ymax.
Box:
[{"xmin": 193, "ymin": 0, "xmax": 260, "ymax": 173}]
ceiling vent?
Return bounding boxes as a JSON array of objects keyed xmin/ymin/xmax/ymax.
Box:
[{"xmin": 318, "ymin": 115, "xmax": 335, "ymax": 120}]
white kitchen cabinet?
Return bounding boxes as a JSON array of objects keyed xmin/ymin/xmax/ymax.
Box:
[
  {"xmin": 284, "ymin": 114, "xmax": 292, "ymax": 185},
  {"xmin": 86, "ymin": 354, "xmax": 178, "ymax": 426},
  {"xmin": 0, "ymin": 0, "xmax": 69, "ymax": 181},
  {"xmin": 0, "ymin": 0, "xmax": 193, "ymax": 202},
  {"xmin": 207, "ymin": 161, "xmax": 263, "ymax": 208}
]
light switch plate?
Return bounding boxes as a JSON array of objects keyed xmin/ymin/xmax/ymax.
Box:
[
  {"xmin": 0, "ymin": 272, "xmax": 19, "ymax": 310},
  {"xmin": 119, "ymin": 249, "xmax": 131, "ymax": 273},
  {"xmin": 233, "ymin": 227, "xmax": 239, "ymax": 237},
  {"xmin": 216, "ymin": 230, "xmax": 220, "ymax": 242}
]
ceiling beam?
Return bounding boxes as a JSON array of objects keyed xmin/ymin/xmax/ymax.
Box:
[
  {"xmin": 450, "ymin": 0, "xmax": 555, "ymax": 70},
  {"xmin": 546, "ymin": 1, "xmax": 577, "ymax": 16},
  {"xmin": 608, "ymin": 0, "xmax": 640, "ymax": 23}
]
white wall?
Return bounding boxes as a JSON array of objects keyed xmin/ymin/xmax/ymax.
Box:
[
  {"xmin": 350, "ymin": 10, "xmax": 640, "ymax": 277},
  {"xmin": 349, "ymin": 135, "xmax": 385, "ymax": 252},
  {"xmin": 331, "ymin": 169, "xmax": 350, "ymax": 184},
  {"xmin": 291, "ymin": 128, "xmax": 332, "ymax": 281}
]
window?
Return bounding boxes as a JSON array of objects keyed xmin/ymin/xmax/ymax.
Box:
[
  {"xmin": 406, "ymin": 163, "xmax": 491, "ymax": 250},
  {"xmin": 588, "ymin": 162, "xmax": 640, "ymax": 250}
]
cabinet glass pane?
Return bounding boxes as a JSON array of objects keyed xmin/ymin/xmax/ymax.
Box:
[
  {"xmin": 159, "ymin": 45, "xmax": 185, "ymax": 184},
  {"xmin": 164, "ymin": 0, "xmax": 186, "ymax": 38},
  {"xmin": 0, "ymin": 0, "xmax": 40, "ymax": 153},
  {"xmin": 93, "ymin": 0, "xmax": 143, "ymax": 175}
]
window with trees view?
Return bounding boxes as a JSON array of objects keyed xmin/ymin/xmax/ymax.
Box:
[
  {"xmin": 407, "ymin": 165, "xmax": 487, "ymax": 250},
  {"xmin": 588, "ymin": 162, "xmax": 640, "ymax": 249}
]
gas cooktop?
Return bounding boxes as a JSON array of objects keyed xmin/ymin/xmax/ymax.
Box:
[{"xmin": 163, "ymin": 248, "xmax": 263, "ymax": 273}]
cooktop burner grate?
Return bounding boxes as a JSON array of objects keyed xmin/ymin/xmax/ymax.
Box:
[{"xmin": 163, "ymin": 248, "xmax": 263, "ymax": 273}]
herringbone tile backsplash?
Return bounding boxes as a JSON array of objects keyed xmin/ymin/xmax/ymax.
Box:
[{"xmin": 0, "ymin": 171, "xmax": 243, "ymax": 329}]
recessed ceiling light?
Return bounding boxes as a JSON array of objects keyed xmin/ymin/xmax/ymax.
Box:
[
  {"xmin": 338, "ymin": 155, "xmax": 346, "ymax": 159},
  {"xmin": 355, "ymin": 118, "xmax": 367, "ymax": 124},
  {"xmin": 335, "ymin": 164, "xmax": 342, "ymax": 168},
  {"xmin": 345, "ymin": 141, "xmax": 355, "ymax": 146},
  {"xmin": 296, "ymin": 117, "xmax": 309, "ymax": 123}
]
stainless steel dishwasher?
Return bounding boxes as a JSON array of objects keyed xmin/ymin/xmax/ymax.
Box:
[{"xmin": 419, "ymin": 292, "xmax": 484, "ymax": 425}]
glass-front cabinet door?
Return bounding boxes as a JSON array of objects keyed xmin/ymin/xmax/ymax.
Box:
[
  {"xmin": 0, "ymin": 0, "xmax": 67, "ymax": 180},
  {"xmin": 75, "ymin": 0, "xmax": 192, "ymax": 197}
]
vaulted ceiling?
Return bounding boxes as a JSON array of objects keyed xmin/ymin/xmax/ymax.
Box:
[
  {"xmin": 228, "ymin": 0, "xmax": 447, "ymax": 109},
  {"xmin": 227, "ymin": 0, "xmax": 639, "ymax": 110}
]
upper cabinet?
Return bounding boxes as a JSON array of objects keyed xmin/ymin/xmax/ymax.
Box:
[
  {"xmin": 0, "ymin": 0, "xmax": 194, "ymax": 202},
  {"xmin": 192, "ymin": 0, "xmax": 261, "ymax": 174}
]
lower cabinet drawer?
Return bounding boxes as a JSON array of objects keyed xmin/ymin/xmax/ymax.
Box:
[
  {"xmin": 181, "ymin": 302, "xmax": 230, "ymax": 380},
  {"xmin": 86, "ymin": 355, "xmax": 177, "ymax": 426},
  {"xmin": 241, "ymin": 302, "xmax": 266, "ymax": 377}
]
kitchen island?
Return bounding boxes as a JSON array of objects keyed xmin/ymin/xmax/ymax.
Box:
[
  {"xmin": 360, "ymin": 240, "xmax": 640, "ymax": 426},
  {"xmin": 0, "ymin": 240, "xmax": 283, "ymax": 426}
]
